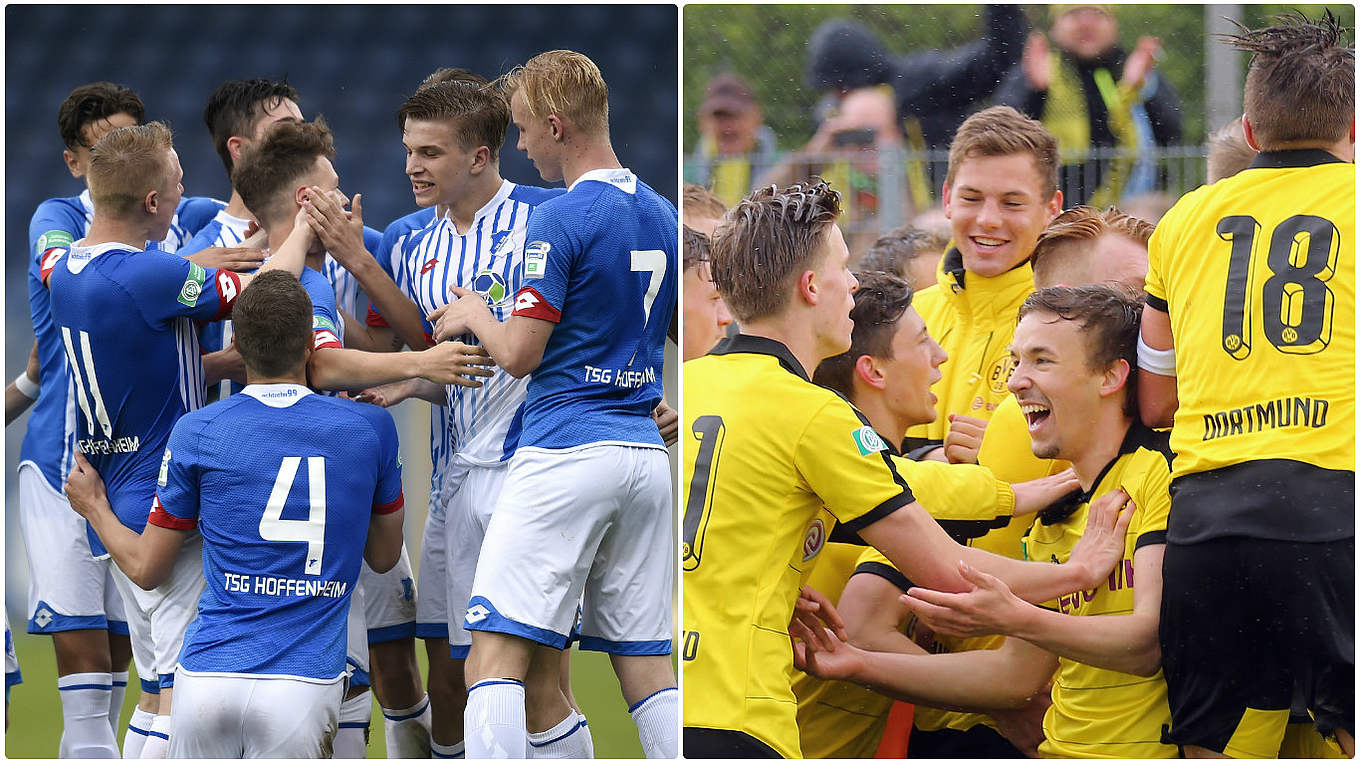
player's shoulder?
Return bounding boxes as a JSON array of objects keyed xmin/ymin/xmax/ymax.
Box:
[
  {"xmin": 299, "ymin": 266, "xmax": 337, "ymax": 301},
  {"xmin": 305, "ymin": 394, "xmax": 398, "ymax": 441},
  {"xmin": 384, "ymin": 207, "xmax": 436, "ymax": 238},
  {"xmin": 507, "ymin": 183, "xmax": 567, "ymax": 207},
  {"xmin": 176, "ymin": 196, "xmax": 226, "ymax": 228},
  {"xmin": 1127, "ymin": 425, "xmax": 1173, "ymax": 471},
  {"xmin": 30, "ymin": 196, "xmax": 87, "ymax": 238}
]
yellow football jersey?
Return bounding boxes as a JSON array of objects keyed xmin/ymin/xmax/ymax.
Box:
[
  {"xmin": 904, "ymin": 248, "xmax": 1034, "ymax": 447},
  {"xmin": 681, "ymin": 336, "xmax": 915, "ymax": 759},
  {"xmin": 1022, "ymin": 424, "xmax": 1176, "ymax": 759},
  {"xmin": 1145, "ymin": 151, "xmax": 1354, "ymax": 540}
]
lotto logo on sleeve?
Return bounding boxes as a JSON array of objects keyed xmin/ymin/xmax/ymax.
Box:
[
  {"xmin": 178, "ymin": 263, "xmax": 206, "ymax": 307},
  {"xmin": 852, "ymin": 425, "xmax": 887, "ymax": 456},
  {"xmin": 216, "ymin": 271, "xmax": 239, "ymax": 304},
  {"xmin": 524, "ymin": 241, "xmax": 550, "ymax": 279}
]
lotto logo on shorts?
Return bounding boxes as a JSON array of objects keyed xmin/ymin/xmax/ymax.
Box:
[
  {"xmin": 465, "ymin": 604, "xmax": 490, "ymax": 625},
  {"xmin": 852, "ymin": 425, "xmax": 887, "ymax": 456}
]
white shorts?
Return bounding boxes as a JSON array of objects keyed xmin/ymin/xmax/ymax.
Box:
[
  {"xmin": 110, "ymin": 533, "xmax": 205, "ymax": 692},
  {"xmin": 465, "ymin": 445, "xmax": 674, "ymax": 654},
  {"xmin": 444, "ymin": 461, "xmax": 507, "ymax": 656},
  {"xmin": 416, "ymin": 493, "xmax": 450, "ymax": 641},
  {"xmin": 17, "ymin": 463, "xmax": 126, "ymax": 635},
  {"xmin": 344, "ymin": 586, "xmax": 370, "ymax": 689},
  {"xmin": 169, "ymin": 667, "xmax": 343, "ymax": 758},
  {"xmin": 359, "ymin": 543, "xmax": 416, "ymax": 643}
]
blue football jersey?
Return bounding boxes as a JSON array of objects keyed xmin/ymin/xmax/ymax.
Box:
[
  {"xmin": 322, "ymin": 225, "xmax": 386, "ymax": 333},
  {"xmin": 151, "ymin": 385, "xmax": 403, "ymax": 681},
  {"xmin": 22, "ymin": 192, "xmax": 219, "ymax": 491},
  {"xmin": 510, "ymin": 169, "xmax": 677, "ymax": 451},
  {"xmin": 185, "ymin": 210, "xmax": 255, "ymax": 402},
  {"xmin": 47, "ymin": 241, "xmax": 242, "ymax": 555}
]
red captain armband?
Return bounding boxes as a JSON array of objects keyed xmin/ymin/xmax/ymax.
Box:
[
  {"xmin": 39, "ymin": 248, "xmax": 67, "ymax": 287},
  {"xmin": 511, "ymin": 286, "xmax": 561, "ymax": 323},
  {"xmin": 146, "ymin": 495, "xmax": 197, "ymax": 531},
  {"xmin": 366, "ymin": 302, "xmax": 390, "ymax": 328},
  {"xmin": 214, "ymin": 270, "xmax": 244, "ymax": 319},
  {"xmin": 313, "ymin": 329, "xmax": 342, "ymax": 351},
  {"xmin": 373, "ymin": 492, "xmax": 405, "ymax": 515}
]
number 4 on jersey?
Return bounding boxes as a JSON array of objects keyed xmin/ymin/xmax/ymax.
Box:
[{"xmin": 259, "ymin": 456, "xmax": 327, "ymax": 576}]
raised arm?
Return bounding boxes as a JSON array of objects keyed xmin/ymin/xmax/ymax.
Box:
[{"xmin": 1137, "ymin": 305, "xmax": 1178, "ymax": 428}]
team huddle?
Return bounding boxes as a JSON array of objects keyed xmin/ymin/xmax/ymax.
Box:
[
  {"xmin": 681, "ymin": 13, "xmax": 1353, "ymax": 760},
  {"xmin": 16, "ymin": 50, "xmax": 677, "ymax": 759}
]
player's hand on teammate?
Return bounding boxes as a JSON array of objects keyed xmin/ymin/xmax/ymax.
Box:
[
  {"xmin": 64, "ymin": 451, "xmax": 110, "ymax": 521},
  {"xmin": 789, "ymin": 585, "xmax": 848, "ymax": 647},
  {"xmin": 302, "ymin": 186, "xmax": 367, "ymax": 265},
  {"xmin": 1066, "ymin": 487, "xmax": 1136, "ymax": 588},
  {"xmin": 185, "ymin": 246, "xmax": 267, "ymax": 273},
  {"xmin": 429, "ymin": 286, "xmax": 491, "ymax": 343},
  {"xmin": 987, "ymin": 690, "xmax": 1052, "ymax": 759},
  {"xmin": 354, "ymin": 378, "xmax": 419, "ymax": 408},
  {"xmin": 791, "ymin": 622, "xmax": 865, "ymax": 684},
  {"xmin": 901, "ymin": 561, "xmax": 1031, "ymax": 638},
  {"xmin": 943, "ymin": 413, "xmax": 988, "ymax": 464},
  {"xmin": 653, "ymin": 401, "xmax": 678, "ymax": 446},
  {"xmin": 418, "ymin": 341, "xmax": 495, "ymax": 387},
  {"xmin": 1011, "ymin": 468, "xmax": 1081, "ymax": 516}
]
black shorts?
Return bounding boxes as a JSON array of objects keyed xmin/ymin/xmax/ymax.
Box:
[
  {"xmin": 907, "ymin": 724, "xmax": 1026, "ymax": 758},
  {"xmin": 1160, "ymin": 536, "xmax": 1354, "ymax": 753},
  {"xmin": 682, "ymin": 728, "xmax": 782, "ymax": 758}
]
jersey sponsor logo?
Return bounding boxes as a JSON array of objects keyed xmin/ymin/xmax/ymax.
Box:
[
  {"xmin": 216, "ymin": 271, "xmax": 238, "ymax": 304},
  {"xmin": 420, "ymin": 257, "xmax": 439, "ymax": 274},
  {"xmin": 179, "ymin": 263, "xmax": 207, "ymax": 307},
  {"xmin": 157, "ymin": 448, "xmax": 172, "ymax": 487},
  {"xmin": 524, "ymin": 241, "xmax": 549, "ymax": 279},
  {"xmin": 802, "ymin": 518, "xmax": 827, "ymax": 562},
  {"xmin": 471, "ymin": 269, "xmax": 510, "ymax": 306},
  {"xmin": 465, "ymin": 604, "xmax": 489, "ymax": 625},
  {"xmin": 852, "ymin": 425, "xmax": 887, "ymax": 456}
]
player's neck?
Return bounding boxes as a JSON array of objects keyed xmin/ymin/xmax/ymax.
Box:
[
  {"xmin": 446, "ymin": 171, "xmax": 504, "ymax": 234},
  {"xmin": 560, "ymin": 139, "xmax": 621, "ymax": 188},
  {"xmin": 738, "ymin": 317, "xmax": 823, "ymax": 379},
  {"xmin": 223, "ymin": 190, "xmax": 256, "ymax": 223},
  {"xmin": 852, "ymin": 393, "xmax": 914, "ymax": 454},
  {"xmin": 84, "ymin": 215, "xmax": 153, "ymax": 250},
  {"xmin": 1070, "ymin": 412, "xmax": 1133, "ymax": 491},
  {"xmin": 245, "ymin": 367, "xmax": 309, "ymax": 387}
]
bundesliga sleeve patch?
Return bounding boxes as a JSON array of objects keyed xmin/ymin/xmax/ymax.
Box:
[
  {"xmin": 179, "ymin": 263, "xmax": 207, "ymax": 307},
  {"xmin": 524, "ymin": 241, "xmax": 550, "ymax": 279},
  {"xmin": 37, "ymin": 230, "xmax": 74, "ymax": 282},
  {"xmin": 852, "ymin": 425, "xmax": 888, "ymax": 456},
  {"xmin": 512, "ymin": 286, "xmax": 561, "ymax": 323},
  {"xmin": 157, "ymin": 448, "xmax": 172, "ymax": 488}
]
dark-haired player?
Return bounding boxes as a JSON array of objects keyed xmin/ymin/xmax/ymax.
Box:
[
  {"xmin": 1139, "ymin": 13, "xmax": 1354, "ymax": 758},
  {"xmin": 66, "ymin": 270, "xmax": 406, "ymax": 759}
]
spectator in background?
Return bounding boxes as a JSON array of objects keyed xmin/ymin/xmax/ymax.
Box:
[
  {"xmin": 687, "ymin": 73, "xmax": 779, "ymax": 207},
  {"xmin": 997, "ymin": 4, "xmax": 1181, "ymax": 207},
  {"xmin": 805, "ymin": 5, "xmax": 1028, "ymax": 201},
  {"xmin": 1206, "ymin": 117, "xmax": 1257, "ymax": 183}
]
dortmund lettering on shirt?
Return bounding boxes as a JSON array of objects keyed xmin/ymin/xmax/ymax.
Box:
[
  {"xmin": 681, "ymin": 335, "xmax": 915, "ymax": 759},
  {"xmin": 1022, "ymin": 424, "xmax": 1174, "ymax": 759},
  {"xmin": 1145, "ymin": 150, "xmax": 1354, "ymax": 541},
  {"xmin": 151, "ymin": 385, "xmax": 402, "ymax": 681},
  {"xmin": 47, "ymin": 241, "xmax": 242, "ymax": 556}
]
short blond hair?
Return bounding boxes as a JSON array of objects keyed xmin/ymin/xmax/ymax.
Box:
[
  {"xmin": 1206, "ymin": 120, "xmax": 1257, "ymax": 183},
  {"xmin": 87, "ymin": 121, "xmax": 174, "ymax": 219},
  {"xmin": 500, "ymin": 50, "xmax": 609, "ymax": 136},
  {"xmin": 1031, "ymin": 205, "xmax": 1153, "ymax": 287}
]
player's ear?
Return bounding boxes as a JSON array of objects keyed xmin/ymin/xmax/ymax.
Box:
[
  {"xmin": 855, "ymin": 354, "xmax": 887, "ymax": 390},
  {"xmin": 226, "ymin": 135, "xmax": 247, "ymax": 163},
  {"xmin": 796, "ymin": 269, "xmax": 818, "ymax": 306},
  {"xmin": 1099, "ymin": 358, "xmax": 1131, "ymax": 400},
  {"xmin": 144, "ymin": 188, "xmax": 159, "ymax": 216},
  {"xmin": 547, "ymin": 114, "xmax": 565, "ymax": 142},
  {"xmin": 63, "ymin": 149, "xmax": 84, "ymax": 179},
  {"xmin": 470, "ymin": 146, "xmax": 491, "ymax": 174},
  {"xmin": 294, "ymin": 184, "xmax": 310, "ymax": 209}
]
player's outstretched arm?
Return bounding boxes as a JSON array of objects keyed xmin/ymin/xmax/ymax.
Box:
[
  {"xmin": 354, "ymin": 378, "xmax": 449, "ymax": 408},
  {"xmin": 429, "ymin": 289, "xmax": 554, "ymax": 378},
  {"xmin": 860, "ymin": 489, "xmax": 1134, "ymax": 604},
  {"xmin": 307, "ymin": 342, "xmax": 493, "ymax": 392},
  {"xmin": 795, "ymin": 623, "xmax": 1056, "ymax": 712},
  {"xmin": 904, "ymin": 544, "xmax": 1165, "ymax": 677},
  {"xmin": 237, "ymin": 206, "xmax": 314, "ymax": 292},
  {"xmin": 303, "ymin": 188, "xmax": 429, "ymax": 351},
  {"xmin": 64, "ymin": 452, "xmax": 186, "ymax": 590},
  {"xmin": 1137, "ymin": 306, "xmax": 1178, "ymax": 428},
  {"xmin": 365, "ymin": 507, "xmax": 405, "ymax": 574}
]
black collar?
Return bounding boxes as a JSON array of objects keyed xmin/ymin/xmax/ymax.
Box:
[
  {"xmin": 1037, "ymin": 422, "xmax": 1166, "ymax": 525},
  {"xmin": 707, "ymin": 334, "xmax": 809, "ymax": 381},
  {"xmin": 1248, "ymin": 149, "xmax": 1347, "ymax": 171}
]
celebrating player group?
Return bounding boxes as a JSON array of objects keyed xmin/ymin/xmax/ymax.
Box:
[
  {"xmin": 15, "ymin": 50, "xmax": 678, "ymax": 759},
  {"xmin": 681, "ymin": 12, "xmax": 1353, "ymax": 760}
]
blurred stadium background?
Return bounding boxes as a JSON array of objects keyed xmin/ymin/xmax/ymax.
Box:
[
  {"xmin": 684, "ymin": 4, "xmax": 1354, "ymax": 245},
  {"xmin": 5, "ymin": 4, "xmax": 677, "ymax": 756}
]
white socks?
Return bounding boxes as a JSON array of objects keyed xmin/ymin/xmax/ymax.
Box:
[
  {"xmin": 463, "ymin": 679, "xmax": 525, "ymax": 759},
  {"xmin": 527, "ymin": 710, "xmax": 593, "ymax": 759},
  {"xmin": 629, "ymin": 687, "xmax": 678, "ymax": 759},
  {"xmin": 431, "ymin": 739, "xmax": 465, "ymax": 758},
  {"xmin": 56, "ymin": 673, "xmax": 119, "ymax": 758},
  {"xmin": 140, "ymin": 713, "xmax": 172, "ymax": 759},
  {"xmin": 334, "ymin": 691, "xmax": 372, "ymax": 758},
  {"xmin": 108, "ymin": 671, "xmax": 128, "ymax": 737},
  {"xmin": 383, "ymin": 692, "xmax": 432, "ymax": 758},
  {"xmin": 122, "ymin": 707, "xmax": 156, "ymax": 759}
]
